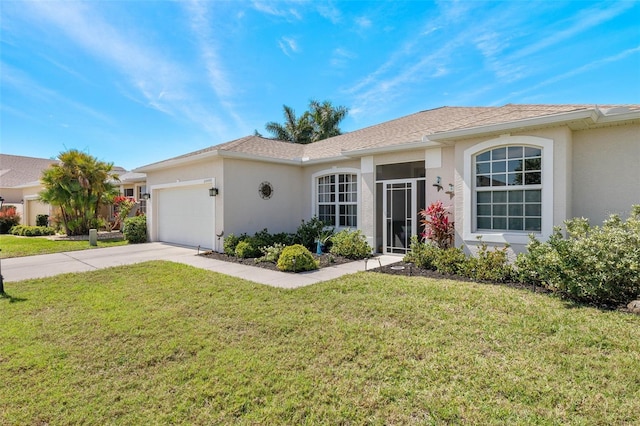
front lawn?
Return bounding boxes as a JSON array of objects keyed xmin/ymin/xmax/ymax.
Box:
[
  {"xmin": 1, "ymin": 262, "xmax": 638, "ymax": 424},
  {"xmin": 0, "ymin": 234, "xmax": 128, "ymax": 258}
]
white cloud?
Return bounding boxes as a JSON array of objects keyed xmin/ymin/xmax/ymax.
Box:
[
  {"xmin": 278, "ymin": 36, "xmax": 300, "ymax": 57},
  {"xmin": 355, "ymin": 16, "xmax": 372, "ymax": 29}
]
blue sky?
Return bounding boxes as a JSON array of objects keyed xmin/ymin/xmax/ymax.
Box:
[{"xmin": 1, "ymin": 1, "xmax": 639, "ymax": 170}]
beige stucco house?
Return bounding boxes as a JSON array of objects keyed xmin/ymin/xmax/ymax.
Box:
[
  {"xmin": 135, "ymin": 104, "xmax": 639, "ymax": 255},
  {"xmin": 0, "ymin": 154, "xmax": 146, "ymax": 227}
]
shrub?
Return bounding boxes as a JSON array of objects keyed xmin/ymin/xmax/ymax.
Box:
[
  {"xmin": 420, "ymin": 201, "xmax": 454, "ymax": 249},
  {"xmin": 329, "ymin": 229, "xmax": 372, "ymax": 259},
  {"xmin": 432, "ymin": 247, "xmax": 467, "ymax": 275},
  {"xmin": 515, "ymin": 206, "xmax": 640, "ymax": 306},
  {"xmin": 294, "ymin": 217, "xmax": 327, "ymax": 251},
  {"xmin": 461, "ymin": 240, "xmax": 512, "ymax": 282},
  {"xmin": 223, "ymin": 233, "xmax": 243, "ymax": 255},
  {"xmin": 403, "ymin": 236, "xmax": 439, "ymax": 269},
  {"xmin": 256, "ymin": 243, "xmax": 286, "ymax": 264},
  {"xmin": 10, "ymin": 225, "xmax": 55, "ymax": 237},
  {"xmin": 0, "ymin": 206, "xmax": 21, "ymax": 234},
  {"xmin": 122, "ymin": 215, "xmax": 147, "ymax": 244},
  {"xmin": 234, "ymin": 240, "xmax": 256, "ymax": 259},
  {"xmin": 36, "ymin": 214, "xmax": 49, "ymax": 227},
  {"xmin": 277, "ymin": 244, "xmax": 319, "ymax": 272}
]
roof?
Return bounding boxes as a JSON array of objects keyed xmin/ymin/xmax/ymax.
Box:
[
  {"xmin": 136, "ymin": 104, "xmax": 640, "ymax": 171},
  {"xmin": 0, "ymin": 154, "xmax": 60, "ymax": 188},
  {"xmin": 0, "ymin": 154, "xmax": 136, "ymax": 188}
]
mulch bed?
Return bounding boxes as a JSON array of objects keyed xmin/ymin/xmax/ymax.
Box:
[
  {"xmin": 199, "ymin": 251, "xmax": 637, "ymax": 314},
  {"xmin": 199, "ymin": 250, "xmax": 354, "ymax": 272}
]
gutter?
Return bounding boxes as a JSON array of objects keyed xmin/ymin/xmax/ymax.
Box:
[
  {"xmin": 341, "ymin": 139, "xmax": 443, "ymax": 158},
  {"xmin": 427, "ymin": 109, "xmax": 602, "ymax": 141}
]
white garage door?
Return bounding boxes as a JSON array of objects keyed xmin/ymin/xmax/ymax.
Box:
[{"xmin": 157, "ymin": 184, "xmax": 215, "ymax": 249}]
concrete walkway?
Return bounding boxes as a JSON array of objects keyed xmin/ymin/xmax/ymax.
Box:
[{"xmin": 1, "ymin": 242, "xmax": 401, "ymax": 289}]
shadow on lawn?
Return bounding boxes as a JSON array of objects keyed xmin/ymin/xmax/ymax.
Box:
[{"xmin": 0, "ymin": 292, "xmax": 27, "ymax": 303}]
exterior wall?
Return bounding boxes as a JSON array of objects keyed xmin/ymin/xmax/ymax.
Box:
[
  {"xmin": 222, "ymin": 158, "xmax": 304, "ymax": 236},
  {"xmin": 572, "ymin": 123, "xmax": 640, "ymax": 224},
  {"xmin": 0, "ymin": 188, "xmax": 23, "ymax": 204}
]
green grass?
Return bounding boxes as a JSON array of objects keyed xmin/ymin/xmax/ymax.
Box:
[
  {"xmin": 1, "ymin": 262, "xmax": 639, "ymax": 425},
  {"xmin": 0, "ymin": 234, "xmax": 128, "ymax": 258}
]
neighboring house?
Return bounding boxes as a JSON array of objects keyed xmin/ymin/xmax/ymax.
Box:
[
  {"xmin": 0, "ymin": 154, "xmax": 60, "ymax": 225},
  {"xmin": 140, "ymin": 104, "xmax": 639, "ymax": 254},
  {"xmin": 0, "ymin": 153, "xmax": 146, "ymax": 227}
]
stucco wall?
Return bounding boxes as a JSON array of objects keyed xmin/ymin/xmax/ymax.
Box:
[
  {"xmin": 222, "ymin": 158, "xmax": 304, "ymax": 236},
  {"xmin": 572, "ymin": 123, "xmax": 640, "ymax": 224}
]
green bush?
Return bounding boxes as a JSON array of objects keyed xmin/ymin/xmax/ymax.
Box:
[
  {"xmin": 403, "ymin": 236, "xmax": 439, "ymax": 269},
  {"xmin": 234, "ymin": 240, "xmax": 256, "ymax": 258},
  {"xmin": 515, "ymin": 206, "xmax": 640, "ymax": 306},
  {"xmin": 36, "ymin": 214, "xmax": 49, "ymax": 227},
  {"xmin": 256, "ymin": 243, "xmax": 286, "ymax": 264},
  {"xmin": 277, "ymin": 244, "xmax": 319, "ymax": 272},
  {"xmin": 461, "ymin": 240, "xmax": 512, "ymax": 282},
  {"xmin": 329, "ymin": 229, "xmax": 372, "ymax": 259},
  {"xmin": 294, "ymin": 217, "xmax": 327, "ymax": 251},
  {"xmin": 432, "ymin": 247, "xmax": 467, "ymax": 275},
  {"xmin": 223, "ymin": 233, "xmax": 244, "ymax": 255},
  {"xmin": 0, "ymin": 206, "xmax": 21, "ymax": 234},
  {"xmin": 10, "ymin": 225, "xmax": 56, "ymax": 237},
  {"xmin": 122, "ymin": 215, "xmax": 147, "ymax": 244}
]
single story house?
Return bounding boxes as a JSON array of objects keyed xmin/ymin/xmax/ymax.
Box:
[
  {"xmin": 0, "ymin": 153, "xmax": 145, "ymax": 227},
  {"xmin": 132, "ymin": 103, "xmax": 637, "ymax": 255}
]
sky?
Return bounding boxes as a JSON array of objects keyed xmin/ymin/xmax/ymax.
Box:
[{"xmin": 1, "ymin": 0, "xmax": 639, "ymax": 171}]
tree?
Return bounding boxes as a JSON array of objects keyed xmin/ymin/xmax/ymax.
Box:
[
  {"xmin": 39, "ymin": 150, "xmax": 120, "ymax": 236},
  {"xmin": 308, "ymin": 100, "xmax": 348, "ymax": 142},
  {"xmin": 264, "ymin": 105, "xmax": 314, "ymax": 144},
  {"xmin": 262, "ymin": 99, "xmax": 349, "ymax": 144}
]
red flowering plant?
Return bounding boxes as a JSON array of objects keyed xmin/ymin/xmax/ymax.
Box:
[
  {"xmin": 112, "ymin": 195, "xmax": 136, "ymax": 230},
  {"xmin": 419, "ymin": 200, "xmax": 455, "ymax": 249}
]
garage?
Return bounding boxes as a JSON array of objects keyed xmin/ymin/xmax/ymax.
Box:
[{"xmin": 156, "ymin": 183, "xmax": 215, "ymax": 249}]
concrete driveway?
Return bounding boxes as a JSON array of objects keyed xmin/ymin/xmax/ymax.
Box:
[
  {"xmin": 1, "ymin": 242, "xmax": 200, "ymax": 282},
  {"xmin": 1, "ymin": 242, "xmax": 401, "ymax": 288}
]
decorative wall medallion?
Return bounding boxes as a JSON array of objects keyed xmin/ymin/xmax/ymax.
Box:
[{"xmin": 259, "ymin": 181, "xmax": 273, "ymax": 199}]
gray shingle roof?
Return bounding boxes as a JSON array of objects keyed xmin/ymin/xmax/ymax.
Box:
[
  {"xmin": 0, "ymin": 154, "xmax": 60, "ymax": 188},
  {"xmin": 137, "ymin": 104, "xmax": 640, "ymax": 169}
]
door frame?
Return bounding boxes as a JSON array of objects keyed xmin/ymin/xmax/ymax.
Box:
[{"xmin": 381, "ymin": 177, "xmax": 425, "ymax": 254}]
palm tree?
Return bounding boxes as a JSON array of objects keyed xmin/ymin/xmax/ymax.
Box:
[
  {"xmin": 263, "ymin": 100, "xmax": 348, "ymax": 144},
  {"xmin": 308, "ymin": 100, "xmax": 349, "ymax": 142},
  {"xmin": 39, "ymin": 150, "xmax": 119, "ymax": 236},
  {"xmin": 264, "ymin": 105, "xmax": 314, "ymax": 144}
]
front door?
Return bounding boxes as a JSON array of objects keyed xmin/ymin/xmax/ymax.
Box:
[{"xmin": 382, "ymin": 179, "xmax": 425, "ymax": 254}]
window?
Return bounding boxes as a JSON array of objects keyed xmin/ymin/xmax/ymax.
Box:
[
  {"xmin": 474, "ymin": 146, "xmax": 542, "ymax": 232},
  {"xmin": 317, "ymin": 173, "xmax": 358, "ymax": 227},
  {"xmin": 124, "ymin": 188, "xmax": 134, "ymax": 197},
  {"xmin": 137, "ymin": 185, "xmax": 147, "ymax": 214}
]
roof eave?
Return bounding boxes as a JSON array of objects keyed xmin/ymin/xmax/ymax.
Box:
[
  {"xmin": 341, "ymin": 140, "xmax": 443, "ymax": 158},
  {"xmin": 217, "ymin": 150, "xmax": 303, "ymax": 165},
  {"xmin": 428, "ymin": 109, "xmax": 601, "ymax": 142},
  {"xmin": 134, "ymin": 150, "xmax": 221, "ymax": 172}
]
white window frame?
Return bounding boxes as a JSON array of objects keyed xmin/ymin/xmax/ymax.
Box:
[
  {"xmin": 463, "ymin": 136, "xmax": 554, "ymax": 245},
  {"xmin": 311, "ymin": 168, "xmax": 360, "ymax": 230}
]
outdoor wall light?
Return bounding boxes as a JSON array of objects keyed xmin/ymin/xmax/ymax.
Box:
[
  {"xmin": 433, "ymin": 176, "xmax": 443, "ymax": 192},
  {"xmin": 142, "ymin": 193, "xmax": 151, "ymax": 200},
  {"xmin": 209, "ymin": 187, "xmax": 219, "ymax": 197},
  {"xmin": 446, "ymin": 183, "xmax": 455, "ymax": 198}
]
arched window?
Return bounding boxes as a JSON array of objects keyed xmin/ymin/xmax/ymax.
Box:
[
  {"xmin": 314, "ymin": 171, "xmax": 358, "ymax": 227},
  {"xmin": 474, "ymin": 145, "xmax": 542, "ymax": 232},
  {"xmin": 463, "ymin": 136, "xmax": 553, "ymax": 245}
]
